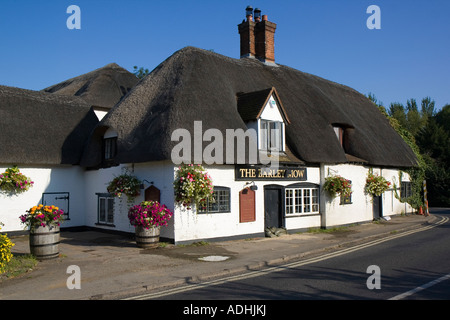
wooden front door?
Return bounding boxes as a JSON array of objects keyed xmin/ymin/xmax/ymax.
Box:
[
  {"xmin": 373, "ymin": 195, "xmax": 382, "ymax": 219},
  {"xmin": 264, "ymin": 186, "xmax": 283, "ymax": 229}
]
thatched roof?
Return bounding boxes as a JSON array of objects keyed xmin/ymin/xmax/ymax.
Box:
[
  {"xmin": 81, "ymin": 46, "xmax": 417, "ymax": 168},
  {"xmin": 0, "ymin": 85, "xmax": 98, "ymax": 165},
  {"xmin": 42, "ymin": 63, "xmax": 139, "ymax": 109}
]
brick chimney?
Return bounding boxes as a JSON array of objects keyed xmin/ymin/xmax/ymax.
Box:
[
  {"xmin": 238, "ymin": 6, "xmax": 256, "ymax": 59},
  {"xmin": 238, "ymin": 7, "xmax": 277, "ymax": 64}
]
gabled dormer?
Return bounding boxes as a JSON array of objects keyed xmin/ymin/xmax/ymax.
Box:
[{"xmin": 237, "ymin": 87, "xmax": 290, "ymax": 153}]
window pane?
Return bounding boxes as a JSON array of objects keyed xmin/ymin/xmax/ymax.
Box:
[
  {"xmin": 218, "ymin": 190, "xmax": 230, "ymax": 211},
  {"xmin": 295, "ymin": 189, "xmax": 302, "ymax": 213},
  {"xmin": 103, "ymin": 137, "xmax": 117, "ymax": 161},
  {"xmin": 303, "ymin": 189, "xmax": 311, "ymax": 213},
  {"xmin": 269, "ymin": 122, "xmax": 282, "ymax": 151},
  {"xmin": 260, "ymin": 120, "xmax": 268, "ymax": 150},
  {"xmin": 107, "ymin": 198, "xmax": 114, "ymax": 223},
  {"xmin": 285, "ymin": 189, "xmax": 293, "ymax": 214},
  {"xmin": 99, "ymin": 198, "xmax": 106, "ymax": 222},
  {"xmin": 312, "ymin": 188, "xmax": 319, "ymax": 212},
  {"xmin": 209, "ymin": 190, "xmax": 219, "ymax": 212}
]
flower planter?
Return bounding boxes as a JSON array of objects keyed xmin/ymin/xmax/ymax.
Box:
[
  {"xmin": 29, "ymin": 225, "xmax": 60, "ymax": 260},
  {"xmin": 135, "ymin": 225, "xmax": 160, "ymax": 248}
]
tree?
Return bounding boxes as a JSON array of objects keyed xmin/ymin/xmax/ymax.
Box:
[
  {"xmin": 435, "ymin": 104, "xmax": 450, "ymax": 133},
  {"xmin": 421, "ymin": 96, "xmax": 436, "ymax": 119},
  {"xmin": 133, "ymin": 66, "xmax": 150, "ymax": 79},
  {"xmin": 413, "ymin": 105, "xmax": 450, "ymax": 206},
  {"xmin": 386, "ymin": 97, "xmax": 436, "ymax": 139},
  {"xmin": 367, "ymin": 93, "xmax": 426, "ymax": 209},
  {"xmin": 389, "ymin": 102, "xmax": 407, "ymax": 129}
]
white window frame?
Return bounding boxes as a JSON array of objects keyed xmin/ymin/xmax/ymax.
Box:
[
  {"xmin": 97, "ymin": 193, "xmax": 115, "ymax": 225},
  {"xmin": 259, "ymin": 119, "xmax": 285, "ymax": 152},
  {"xmin": 285, "ymin": 187, "xmax": 319, "ymax": 215}
]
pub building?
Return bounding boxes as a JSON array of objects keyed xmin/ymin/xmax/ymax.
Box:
[{"xmin": 0, "ymin": 7, "xmax": 416, "ymax": 244}]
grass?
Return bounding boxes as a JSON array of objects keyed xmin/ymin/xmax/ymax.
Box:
[
  {"xmin": 1, "ymin": 254, "xmax": 38, "ymax": 280},
  {"xmin": 176, "ymin": 240, "xmax": 210, "ymax": 248},
  {"xmin": 305, "ymin": 224, "xmax": 358, "ymax": 234}
]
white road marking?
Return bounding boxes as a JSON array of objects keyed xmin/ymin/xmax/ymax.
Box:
[{"xmin": 389, "ymin": 273, "xmax": 450, "ymax": 300}]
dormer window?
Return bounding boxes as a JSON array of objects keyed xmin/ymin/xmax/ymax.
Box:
[
  {"xmin": 103, "ymin": 137, "xmax": 117, "ymax": 161},
  {"xmin": 237, "ymin": 87, "xmax": 290, "ymax": 154},
  {"xmin": 102, "ymin": 128, "xmax": 118, "ymax": 166},
  {"xmin": 333, "ymin": 126, "xmax": 345, "ymax": 147}
]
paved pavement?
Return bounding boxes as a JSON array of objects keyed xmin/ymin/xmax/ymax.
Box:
[{"xmin": 0, "ymin": 211, "xmax": 440, "ymax": 300}]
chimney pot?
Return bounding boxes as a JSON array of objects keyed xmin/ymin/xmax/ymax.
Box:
[
  {"xmin": 254, "ymin": 8, "xmax": 261, "ymax": 22},
  {"xmin": 238, "ymin": 7, "xmax": 276, "ymax": 64},
  {"xmin": 245, "ymin": 5, "xmax": 253, "ymax": 20}
]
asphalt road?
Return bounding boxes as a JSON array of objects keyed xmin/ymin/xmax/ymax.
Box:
[{"xmin": 141, "ymin": 209, "xmax": 450, "ymax": 301}]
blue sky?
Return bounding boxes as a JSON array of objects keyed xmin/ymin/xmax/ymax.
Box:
[{"xmin": 1, "ymin": 0, "xmax": 449, "ymax": 110}]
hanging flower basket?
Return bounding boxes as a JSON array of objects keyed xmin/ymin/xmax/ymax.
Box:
[
  {"xmin": 107, "ymin": 172, "xmax": 142, "ymax": 204},
  {"xmin": 0, "ymin": 166, "xmax": 34, "ymax": 194},
  {"xmin": 365, "ymin": 172, "xmax": 391, "ymax": 196},
  {"xmin": 323, "ymin": 175, "xmax": 352, "ymax": 198},
  {"xmin": 173, "ymin": 164, "xmax": 214, "ymax": 210}
]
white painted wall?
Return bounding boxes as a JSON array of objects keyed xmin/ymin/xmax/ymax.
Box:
[
  {"xmin": 83, "ymin": 161, "xmax": 176, "ymax": 238},
  {"xmin": 172, "ymin": 164, "xmax": 321, "ymax": 244},
  {"xmin": 1, "ymin": 161, "xmax": 413, "ymax": 244},
  {"xmin": 0, "ymin": 165, "xmax": 86, "ymax": 232},
  {"xmin": 320, "ymin": 164, "xmax": 413, "ymax": 228}
]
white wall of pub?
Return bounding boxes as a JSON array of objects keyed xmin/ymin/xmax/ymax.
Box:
[
  {"xmin": 0, "ymin": 165, "xmax": 86, "ymax": 232},
  {"xmin": 321, "ymin": 164, "xmax": 413, "ymax": 228},
  {"xmin": 171, "ymin": 164, "xmax": 322, "ymax": 244},
  {"xmin": 1, "ymin": 162, "xmax": 413, "ymax": 244}
]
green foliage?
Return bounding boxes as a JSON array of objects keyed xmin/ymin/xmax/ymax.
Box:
[
  {"xmin": 370, "ymin": 93, "xmax": 450, "ymax": 207},
  {"xmin": 369, "ymin": 94, "xmax": 427, "ymax": 208},
  {"xmin": 416, "ymin": 105, "xmax": 450, "ymax": 206},
  {"xmin": 0, "ymin": 224, "xmax": 14, "ymax": 274},
  {"xmin": 133, "ymin": 66, "xmax": 150, "ymax": 79}
]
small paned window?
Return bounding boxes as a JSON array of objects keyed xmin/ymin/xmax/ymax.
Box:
[
  {"xmin": 199, "ymin": 187, "xmax": 231, "ymax": 213},
  {"xmin": 103, "ymin": 137, "xmax": 117, "ymax": 161},
  {"xmin": 340, "ymin": 180, "xmax": 352, "ymax": 205},
  {"xmin": 285, "ymin": 187, "xmax": 320, "ymax": 215},
  {"xmin": 400, "ymin": 182, "xmax": 412, "ymax": 200},
  {"xmin": 97, "ymin": 193, "xmax": 114, "ymax": 225}
]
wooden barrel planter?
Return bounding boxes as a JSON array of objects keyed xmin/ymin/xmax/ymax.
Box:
[
  {"xmin": 29, "ymin": 225, "xmax": 60, "ymax": 260},
  {"xmin": 135, "ymin": 226, "xmax": 160, "ymax": 248}
]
